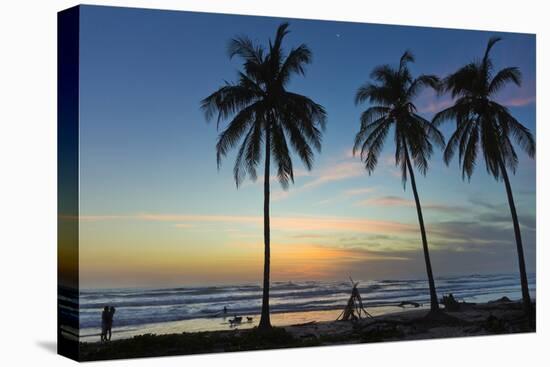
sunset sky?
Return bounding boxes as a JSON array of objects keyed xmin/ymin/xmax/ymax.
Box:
[{"xmin": 74, "ymin": 5, "xmax": 536, "ymax": 289}]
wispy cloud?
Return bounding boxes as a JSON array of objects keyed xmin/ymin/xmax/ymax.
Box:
[
  {"xmin": 501, "ymin": 95, "xmax": 536, "ymax": 107},
  {"xmin": 358, "ymin": 195, "xmax": 464, "ymax": 213},
  {"xmin": 343, "ymin": 187, "xmax": 376, "ymax": 197},
  {"xmin": 60, "ymin": 214, "xmax": 128, "ymax": 222},
  {"xmin": 468, "ymin": 196, "xmax": 506, "ymax": 211},
  {"xmin": 173, "ymin": 223, "xmax": 195, "ymax": 229},
  {"xmin": 76, "ymin": 212, "xmax": 416, "ymax": 235},
  {"xmin": 302, "ymin": 161, "xmax": 364, "ymax": 189},
  {"xmin": 269, "ymin": 160, "xmax": 366, "ymax": 202},
  {"xmin": 417, "ymin": 98, "xmax": 454, "ymax": 114},
  {"xmin": 271, "ymin": 190, "xmax": 291, "ymax": 201},
  {"xmin": 360, "ymin": 195, "xmax": 411, "ymax": 207},
  {"xmin": 415, "ymin": 93, "xmax": 536, "ymax": 114}
]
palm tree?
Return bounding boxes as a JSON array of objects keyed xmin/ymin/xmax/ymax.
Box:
[
  {"xmin": 353, "ymin": 51, "xmax": 444, "ymax": 313},
  {"xmin": 201, "ymin": 23, "xmax": 326, "ymax": 329},
  {"xmin": 433, "ymin": 37, "xmax": 535, "ymax": 317}
]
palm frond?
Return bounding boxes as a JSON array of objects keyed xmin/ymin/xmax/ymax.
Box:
[
  {"xmin": 407, "ymin": 75, "xmax": 440, "ymax": 99},
  {"xmin": 488, "ymin": 67, "xmax": 522, "ymax": 95},
  {"xmin": 443, "ymin": 119, "xmax": 470, "ymax": 165},
  {"xmin": 271, "ymin": 123, "xmax": 294, "ymax": 189},
  {"xmin": 272, "ymin": 22, "xmax": 290, "ymax": 53},
  {"xmin": 399, "ymin": 50, "xmax": 414, "ymax": 73},
  {"xmin": 353, "ymin": 116, "xmax": 388, "ymax": 156},
  {"xmin": 483, "ymin": 37, "xmax": 502, "ymax": 72},
  {"xmin": 244, "ymin": 120, "xmax": 264, "ymax": 183},
  {"xmin": 201, "ymin": 83, "xmax": 261, "ymax": 127},
  {"xmin": 233, "ymin": 126, "xmax": 256, "ymax": 187},
  {"xmin": 228, "ymin": 36, "xmax": 264, "ymax": 63},
  {"xmin": 216, "ymin": 102, "xmax": 261, "ymax": 168},
  {"xmin": 413, "ymin": 114, "xmax": 446, "ymax": 149},
  {"xmin": 359, "ymin": 106, "xmax": 391, "ymax": 128},
  {"xmin": 461, "ymin": 121, "xmax": 479, "ymax": 180},
  {"xmin": 492, "ymin": 102, "xmax": 535, "ymax": 157},
  {"xmin": 279, "ymin": 44, "xmax": 312, "ymax": 83},
  {"xmin": 355, "ymin": 83, "xmax": 395, "ymax": 106},
  {"xmin": 358, "ymin": 120, "xmax": 391, "ymax": 174},
  {"xmin": 442, "ymin": 63, "xmax": 478, "ymax": 98}
]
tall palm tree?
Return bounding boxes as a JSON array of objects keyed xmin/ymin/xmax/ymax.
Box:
[
  {"xmin": 201, "ymin": 23, "xmax": 326, "ymax": 330},
  {"xmin": 353, "ymin": 51, "xmax": 444, "ymax": 312},
  {"xmin": 433, "ymin": 37, "xmax": 535, "ymax": 317}
]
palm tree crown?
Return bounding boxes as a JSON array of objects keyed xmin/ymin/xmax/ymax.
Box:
[
  {"xmin": 201, "ymin": 23, "xmax": 326, "ymax": 188},
  {"xmin": 354, "ymin": 51, "xmax": 444, "ymax": 184},
  {"xmin": 433, "ymin": 37, "xmax": 535, "ymax": 179}
]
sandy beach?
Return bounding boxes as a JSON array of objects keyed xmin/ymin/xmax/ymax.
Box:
[
  {"xmin": 78, "ymin": 298, "xmax": 535, "ymax": 361},
  {"xmin": 78, "ymin": 305, "xmax": 416, "ymax": 342}
]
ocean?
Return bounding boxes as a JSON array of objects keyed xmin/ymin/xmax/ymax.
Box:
[{"xmin": 62, "ymin": 273, "xmax": 535, "ymax": 341}]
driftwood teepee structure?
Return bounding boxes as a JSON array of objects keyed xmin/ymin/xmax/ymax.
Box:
[{"xmin": 337, "ymin": 277, "xmax": 374, "ymax": 321}]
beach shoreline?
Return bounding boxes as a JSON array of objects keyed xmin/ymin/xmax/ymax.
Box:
[
  {"xmin": 78, "ymin": 299, "xmax": 535, "ymax": 361},
  {"xmin": 78, "ymin": 304, "xmax": 422, "ymax": 342}
]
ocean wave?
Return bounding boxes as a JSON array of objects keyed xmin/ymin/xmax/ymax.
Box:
[{"xmin": 75, "ymin": 273, "xmax": 535, "ymax": 329}]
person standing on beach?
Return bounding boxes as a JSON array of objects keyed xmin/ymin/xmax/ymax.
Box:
[
  {"xmin": 100, "ymin": 306, "xmax": 116, "ymax": 342},
  {"xmin": 100, "ymin": 306, "xmax": 109, "ymax": 342},
  {"xmin": 105, "ymin": 306, "xmax": 116, "ymax": 341}
]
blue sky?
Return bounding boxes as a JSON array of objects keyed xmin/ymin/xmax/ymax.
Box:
[{"xmin": 75, "ymin": 5, "xmax": 536, "ymax": 288}]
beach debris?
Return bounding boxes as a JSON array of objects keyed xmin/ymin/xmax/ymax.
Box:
[
  {"xmin": 246, "ymin": 317, "xmax": 254, "ymax": 322},
  {"xmin": 441, "ymin": 293, "xmax": 461, "ymax": 312},
  {"xmin": 337, "ymin": 277, "xmax": 374, "ymax": 321},
  {"xmin": 488, "ymin": 296, "xmax": 512, "ymax": 304},
  {"xmin": 398, "ymin": 301, "xmax": 421, "ymax": 308}
]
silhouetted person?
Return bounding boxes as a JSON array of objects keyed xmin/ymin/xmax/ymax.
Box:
[
  {"xmin": 101, "ymin": 306, "xmax": 116, "ymax": 342},
  {"xmin": 106, "ymin": 306, "xmax": 116, "ymax": 341},
  {"xmin": 101, "ymin": 306, "xmax": 109, "ymax": 342},
  {"xmin": 223, "ymin": 306, "xmax": 227, "ymax": 314}
]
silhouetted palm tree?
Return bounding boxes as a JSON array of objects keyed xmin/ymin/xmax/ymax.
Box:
[
  {"xmin": 433, "ymin": 37, "xmax": 535, "ymax": 317},
  {"xmin": 353, "ymin": 51, "xmax": 444, "ymax": 312},
  {"xmin": 201, "ymin": 23, "xmax": 326, "ymax": 329}
]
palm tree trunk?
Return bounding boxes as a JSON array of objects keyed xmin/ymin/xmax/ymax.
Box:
[
  {"xmin": 404, "ymin": 146, "xmax": 439, "ymax": 312},
  {"xmin": 258, "ymin": 124, "xmax": 272, "ymax": 330},
  {"xmin": 498, "ymin": 158, "xmax": 532, "ymax": 318}
]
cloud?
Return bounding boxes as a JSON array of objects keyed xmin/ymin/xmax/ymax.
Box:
[
  {"xmin": 59, "ymin": 214, "xmax": 128, "ymax": 222},
  {"xmin": 468, "ymin": 196, "xmax": 506, "ymax": 211},
  {"xmin": 477, "ymin": 212, "xmax": 536, "ymax": 231},
  {"xmin": 77, "ymin": 212, "xmax": 416, "ymax": 235},
  {"xmin": 291, "ymin": 233, "xmax": 333, "ymax": 239},
  {"xmin": 429, "ymin": 219, "xmax": 533, "ymax": 246},
  {"xmin": 357, "ymin": 195, "xmax": 464, "ymax": 213},
  {"xmin": 302, "ymin": 161, "xmax": 364, "ymax": 189},
  {"xmin": 271, "ymin": 190, "xmax": 291, "ymax": 201},
  {"xmin": 138, "ymin": 213, "xmax": 261, "ymax": 224},
  {"xmin": 359, "ymin": 195, "xmax": 411, "ymax": 207},
  {"xmin": 269, "ymin": 160, "xmax": 366, "ymax": 202},
  {"xmin": 417, "ymin": 98, "xmax": 454, "ymax": 114},
  {"xmin": 268, "ymin": 244, "xmax": 412, "ymax": 280},
  {"xmin": 240, "ymin": 168, "xmax": 312, "ymax": 190},
  {"xmin": 173, "ymin": 223, "xmax": 195, "ymax": 229},
  {"xmin": 415, "ymin": 94, "xmax": 535, "ymax": 115},
  {"xmin": 343, "ymin": 187, "xmax": 376, "ymax": 197},
  {"xmin": 501, "ymin": 95, "xmax": 535, "ymax": 107}
]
